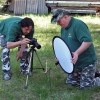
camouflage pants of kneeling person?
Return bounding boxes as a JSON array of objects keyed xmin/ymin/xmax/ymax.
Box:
[
  {"xmin": 0, "ymin": 34, "xmax": 29, "ymax": 72},
  {"xmin": 66, "ymin": 62, "xmax": 98, "ymax": 90}
]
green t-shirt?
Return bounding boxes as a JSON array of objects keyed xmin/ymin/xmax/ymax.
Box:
[
  {"xmin": 0, "ymin": 17, "xmax": 34, "ymax": 42},
  {"xmin": 61, "ymin": 17, "xmax": 97, "ymax": 68}
]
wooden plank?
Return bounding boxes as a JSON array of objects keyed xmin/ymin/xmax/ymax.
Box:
[
  {"xmin": 46, "ymin": 0, "xmax": 100, "ymax": 14},
  {"xmin": 26, "ymin": 0, "xmax": 38, "ymax": 14},
  {"xmin": 46, "ymin": 1, "xmax": 100, "ymax": 7},
  {"xmin": 51, "ymin": 6, "xmax": 95, "ymax": 10},
  {"xmin": 14, "ymin": 0, "xmax": 26, "ymax": 15},
  {"xmin": 65, "ymin": 9, "xmax": 96, "ymax": 14},
  {"xmin": 38, "ymin": 0, "xmax": 48, "ymax": 14},
  {"xmin": 46, "ymin": 0, "xmax": 100, "ymax": 1}
]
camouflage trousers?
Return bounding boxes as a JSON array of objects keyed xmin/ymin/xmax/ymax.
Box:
[
  {"xmin": 66, "ymin": 62, "xmax": 97, "ymax": 90},
  {"xmin": 0, "ymin": 34, "xmax": 29, "ymax": 72}
]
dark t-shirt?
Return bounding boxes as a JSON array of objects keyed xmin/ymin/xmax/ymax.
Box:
[
  {"xmin": 0, "ymin": 17, "xmax": 34, "ymax": 42},
  {"xmin": 61, "ymin": 17, "xmax": 97, "ymax": 68}
]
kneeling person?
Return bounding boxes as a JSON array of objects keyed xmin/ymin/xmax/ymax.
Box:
[{"xmin": 51, "ymin": 8, "xmax": 100, "ymax": 90}]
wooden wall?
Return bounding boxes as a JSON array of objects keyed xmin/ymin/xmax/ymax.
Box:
[
  {"xmin": 46, "ymin": 0, "xmax": 100, "ymax": 1},
  {"xmin": 11, "ymin": 0, "xmax": 48, "ymax": 15},
  {"xmin": 9, "ymin": 0, "xmax": 100, "ymax": 14},
  {"xmin": 46, "ymin": 0, "xmax": 100, "ymax": 13}
]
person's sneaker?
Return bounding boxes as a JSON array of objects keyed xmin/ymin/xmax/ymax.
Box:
[{"xmin": 3, "ymin": 70, "xmax": 12, "ymax": 81}]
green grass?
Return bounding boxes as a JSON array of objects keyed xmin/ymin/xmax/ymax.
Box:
[{"xmin": 0, "ymin": 13, "xmax": 100, "ymax": 100}]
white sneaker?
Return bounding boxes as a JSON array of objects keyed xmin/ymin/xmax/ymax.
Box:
[{"xmin": 3, "ymin": 70, "xmax": 12, "ymax": 81}]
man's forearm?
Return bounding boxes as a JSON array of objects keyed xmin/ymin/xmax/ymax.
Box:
[
  {"xmin": 7, "ymin": 38, "xmax": 30, "ymax": 49},
  {"xmin": 75, "ymin": 42, "xmax": 92, "ymax": 55},
  {"xmin": 19, "ymin": 44, "xmax": 27, "ymax": 53},
  {"xmin": 7, "ymin": 41, "xmax": 21, "ymax": 49}
]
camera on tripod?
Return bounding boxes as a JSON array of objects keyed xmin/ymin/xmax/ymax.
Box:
[{"xmin": 29, "ymin": 38, "xmax": 41, "ymax": 49}]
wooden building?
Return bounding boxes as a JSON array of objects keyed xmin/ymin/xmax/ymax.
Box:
[
  {"xmin": 46, "ymin": 0, "xmax": 100, "ymax": 14},
  {"xmin": 3, "ymin": 0, "xmax": 48, "ymax": 15},
  {"xmin": 3, "ymin": 0, "xmax": 100, "ymax": 15}
]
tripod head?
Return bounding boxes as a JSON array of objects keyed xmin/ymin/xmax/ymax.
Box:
[{"xmin": 29, "ymin": 45, "xmax": 36, "ymax": 51}]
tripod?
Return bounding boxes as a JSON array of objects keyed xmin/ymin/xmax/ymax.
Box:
[{"xmin": 24, "ymin": 45, "xmax": 45, "ymax": 89}]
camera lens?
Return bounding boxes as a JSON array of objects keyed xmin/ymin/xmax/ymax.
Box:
[
  {"xmin": 29, "ymin": 38, "xmax": 41, "ymax": 49},
  {"xmin": 37, "ymin": 44, "xmax": 41, "ymax": 49}
]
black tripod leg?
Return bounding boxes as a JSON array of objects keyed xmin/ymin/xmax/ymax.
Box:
[
  {"xmin": 34, "ymin": 50, "xmax": 45, "ymax": 71},
  {"xmin": 34, "ymin": 50, "xmax": 48, "ymax": 78}
]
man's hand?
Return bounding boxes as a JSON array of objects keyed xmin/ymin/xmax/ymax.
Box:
[
  {"xmin": 55, "ymin": 58, "xmax": 59, "ymax": 65},
  {"xmin": 16, "ymin": 51, "xmax": 23, "ymax": 61},
  {"xmin": 20, "ymin": 38, "xmax": 30, "ymax": 45},
  {"xmin": 72, "ymin": 52, "xmax": 78, "ymax": 64},
  {"xmin": 16, "ymin": 43, "xmax": 28, "ymax": 60}
]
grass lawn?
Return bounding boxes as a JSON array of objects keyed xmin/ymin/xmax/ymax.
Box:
[{"xmin": 0, "ymin": 13, "xmax": 100, "ymax": 100}]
